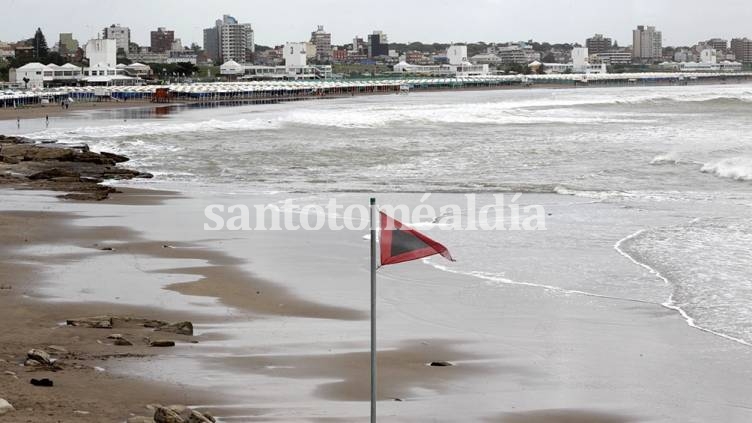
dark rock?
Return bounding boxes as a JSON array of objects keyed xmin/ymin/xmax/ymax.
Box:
[
  {"xmin": 66, "ymin": 316, "xmax": 113, "ymax": 329},
  {"xmin": 150, "ymin": 340, "xmax": 175, "ymax": 347},
  {"xmin": 143, "ymin": 319, "xmax": 169, "ymax": 328},
  {"xmin": 30, "ymin": 378, "xmax": 54, "ymax": 387},
  {"xmin": 28, "ymin": 168, "xmax": 81, "ymax": 180},
  {"xmin": 156, "ymin": 321, "xmax": 194, "ymax": 336},
  {"xmin": 154, "ymin": 406, "xmax": 184, "ymax": 423},
  {"xmin": 114, "ymin": 338, "xmax": 134, "ymax": 346},
  {"xmin": 27, "ymin": 349, "xmax": 52, "ymax": 366},
  {"xmin": 428, "ymin": 361, "xmax": 454, "ymax": 367},
  {"xmin": 100, "ymin": 151, "xmax": 129, "ymax": 163},
  {"xmin": 187, "ymin": 410, "xmax": 215, "ymax": 423}
]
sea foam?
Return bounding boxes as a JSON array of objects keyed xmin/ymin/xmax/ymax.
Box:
[{"xmin": 700, "ymin": 157, "xmax": 752, "ymax": 181}]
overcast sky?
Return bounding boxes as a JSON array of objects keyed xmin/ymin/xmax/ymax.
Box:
[{"xmin": 2, "ymin": 0, "xmax": 751, "ymax": 48}]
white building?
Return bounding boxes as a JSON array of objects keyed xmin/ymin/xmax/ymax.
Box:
[
  {"xmin": 83, "ymin": 38, "xmax": 138, "ymax": 85},
  {"xmin": 85, "ymin": 39, "xmax": 117, "ymax": 68},
  {"xmin": 446, "ymin": 45, "xmax": 468, "ymax": 66},
  {"xmin": 284, "ymin": 42, "xmax": 308, "ymax": 68},
  {"xmin": 220, "ymin": 42, "xmax": 332, "ymax": 80},
  {"xmin": 470, "ymin": 53, "xmax": 502, "ymax": 65},
  {"xmin": 11, "ymin": 62, "xmax": 83, "ymax": 89},
  {"xmin": 11, "ymin": 62, "xmax": 48, "ymax": 89},
  {"xmin": 532, "ymin": 48, "xmax": 606, "ymax": 74},
  {"xmin": 103, "ymin": 24, "xmax": 131, "ymax": 54},
  {"xmin": 596, "ymin": 51, "xmax": 632, "ymax": 65}
]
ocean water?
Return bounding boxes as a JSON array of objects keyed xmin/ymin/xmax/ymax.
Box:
[{"xmin": 8, "ymin": 83, "xmax": 752, "ymax": 346}]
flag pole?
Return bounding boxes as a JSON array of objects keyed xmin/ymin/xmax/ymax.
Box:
[{"xmin": 370, "ymin": 197, "xmax": 377, "ymax": 423}]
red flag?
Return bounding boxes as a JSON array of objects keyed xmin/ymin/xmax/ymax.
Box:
[{"xmin": 379, "ymin": 211, "xmax": 454, "ymax": 266}]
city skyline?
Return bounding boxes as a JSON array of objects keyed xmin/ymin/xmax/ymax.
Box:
[{"xmin": 2, "ymin": 0, "xmax": 752, "ymax": 48}]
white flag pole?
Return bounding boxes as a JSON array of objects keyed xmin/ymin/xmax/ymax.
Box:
[{"xmin": 370, "ymin": 197, "xmax": 377, "ymax": 423}]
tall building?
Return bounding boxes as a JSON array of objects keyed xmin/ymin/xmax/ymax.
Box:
[
  {"xmin": 203, "ymin": 27, "xmax": 220, "ymax": 63},
  {"xmin": 706, "ymin": 38, "xmax": 728, "ymax": 51},
  {"xmin": 58, "ymin": 33, "xmax": 79, "ymax": 55},
  {"xmin": 368, "ymin": 30, "xmax": 388, "ymax": 58},
  {"xmin": 102, "ymin": 24, "xmax": 130, "ymax": 54},
  {"xmin": 586, "ymin": 34, "xmax": 612, "ymax": 55},
  {"xmin": 203, "ymin": 15, "xmax": 254, "ymax": 64},
  {"xmin": 731, "ymin": 38, "xmax": 752, "ymax": 63},
  {"xmin": 310, "ymin": 25, "xmax": 332, "ymax": 61},
  {"xmin": 632, "ymin": 25, "xmax": 662, "ymax": 62},
  {"xmin": 150, "ymin": 27, "xmax": 175, "ymax": 53}
]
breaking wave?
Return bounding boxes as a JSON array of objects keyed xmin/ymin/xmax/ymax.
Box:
[
  {"xmin": 701, "ymin": 157, "xmax": 752, "ymax": 181},
  {"xmin": 24, "ymin": 118, "xmax": 279, "ymax": 141}
]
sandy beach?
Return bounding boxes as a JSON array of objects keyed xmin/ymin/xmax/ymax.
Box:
[
  {"xmin": 1, "ymin": 186, "xmax": 752, "ymax": 422},
  {"xmin": 0, "ymin": 99, "xmax": 170, "ymax": 122},
  {"xmin": 2, "ymin": 84, "xmax": 752, "ymax": 422}
]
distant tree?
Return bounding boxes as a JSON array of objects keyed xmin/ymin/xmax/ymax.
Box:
[
  {"xmin": 129, "ymin": 42, "xmax": 140, "ymax": 53},
  {"xmin": 46, "ymin": 51, "xmax": 66, "ymax": 66},
  {"xmin": 542, "ymin": 53, "xmax": 556, "ymax": 63},
  {"xmin": 613, "ymin": 40, "xmax": 619, "ymax": 49},
  {"xmin": 22, "ymin": 77, "xmax": 30, "ymax": 89},
  {"xmin": 176, "ymin": 62, "xmax": 198, "ymax": 75},
  {"xmin": 190, "ymin": 42, "xmax": 202, "ymax": 53},
  {"xmin": 33, "ymin": 28, "xmax": 49, "ymax": 60}
]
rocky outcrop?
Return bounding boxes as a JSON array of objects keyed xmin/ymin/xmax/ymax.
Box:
[
  {"xmin": 66, "ymin": 316, "xmax": 114, "ymax": 329},
  {"xmin": 155, "ymin": 321, "xmax": 194, "ymax": 336},
  {"xmin": 27, "ymin": 348, "xmax": 53, "ymax": 366},
  {"xmin": 153, "ymin": 405, "xmax": 216, "ymax": 423},
  {"xmin": 0, "ymin": 136, "xmax": 151, "ymax": 200}
]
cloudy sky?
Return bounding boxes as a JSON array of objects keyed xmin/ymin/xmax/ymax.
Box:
[{"xmin": 2, "ymin": 0, "xmax": 751, "ymax": 47}]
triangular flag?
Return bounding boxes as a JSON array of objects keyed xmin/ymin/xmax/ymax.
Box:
[{"xmin": 379, "ymin": 211, "xmax": 454, "ymax": 266}]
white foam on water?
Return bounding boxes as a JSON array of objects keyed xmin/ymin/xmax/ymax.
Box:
[
  {"xmin": 23, "ymin": 118, "xmax": 279, "ymax": 141},
  {"xmin": 425, "ymin": 260, "xmax": 653, "ymax": 305},
  {"xmin": 701, "ymin": 157, "xmax": 752, "ymax": 181},
  {"xmin": 614, "ymin": 226, "xmax": 752, "ymax": 347}
]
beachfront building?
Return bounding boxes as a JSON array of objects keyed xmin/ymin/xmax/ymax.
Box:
[
  {"xmin": 83, "ymin": 39, "xmax": 139, "ymax": 85},
  {"xmin": 220, "ymin": 42, "xmax": 332, "ymax": 80},
  {"xmin": 203, "ymin": 15, "xmax": 254, "ymax": 64},
  {"xmin": 530, "ymin": 47, "xmax": 606, "ymax": 74},
  {"xmin": 633, "ymin": 25, "xmax": 662, "ymax": 63},
  {"xmin": 666, "ymin": 48, "xmax": 743, "ymax": 72},
  {"xmin": 310, "ymin": 25, "xmax": 332, "ymax": 62},
  {"xmin": 10, "ymin": 62, "xmax": 83, "ymax": 89},
  {"xmin": 102, "ymin": 24, "xmax": 131, "ymax": 54},
  {"xmin": 394, "ymin": 45, "xmax": 489, "ymax": 76},
  {"xmin": 595, "ymin": 50, "xmax": 633, "ymax": 65},
  {"xmin": 470, "ymin": 53, "xmax": 502, "ymax": 65}
]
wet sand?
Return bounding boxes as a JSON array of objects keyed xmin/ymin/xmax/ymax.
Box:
[
  {"xmin": 0, "ymin": 100, "xmax": 165, "ymax": 121},
  {"xmin": 2, "ymin": 187, "xmax": 752, "ymax": 422}
]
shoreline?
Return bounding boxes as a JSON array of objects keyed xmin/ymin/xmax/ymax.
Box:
[
  {"xmin": 0, "ymin": 193, "xmax": 223, "ymax": 422},
  {"xmin": 3, "ymin": 186, "xmax": 752, "ymax": 421},
  {"xmin": 3, "ymin": 82, "xmax": 752, "ymax": 421},
  {"xmin": 2, "ymin": 74, "xmax": 749, "ymax": 122}
]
